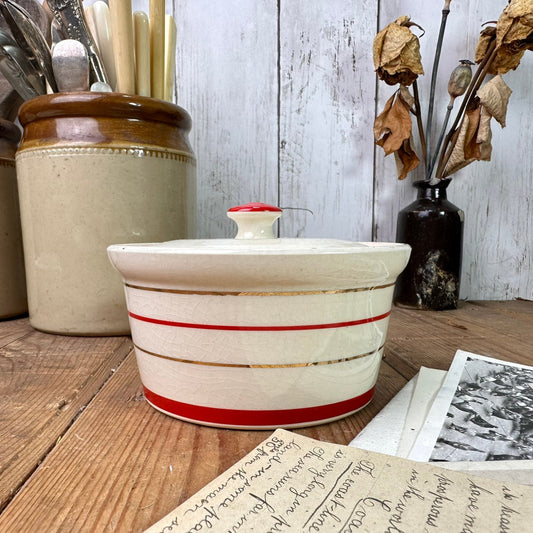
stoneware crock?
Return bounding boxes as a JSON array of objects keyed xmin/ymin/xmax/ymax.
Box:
[
  {"xmin": 108, "ymin": 203, "xmax": 411, "ymax": 429},
  {"xmin": 16, "ymin": 92, "xmax": 196, "ymax": 335},
  {"xmin": 0, "ymin": 119, "xmax": 27, "ymax": 319}
]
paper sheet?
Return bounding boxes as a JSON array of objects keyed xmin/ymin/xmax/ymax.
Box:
[
  {"xmin": 409, "ymin": 350, "xmax": 533, "ymax": 463},
  {"xmin": 397, "ymin": 367, "xmax": 447, "ymax": 457},
  {"xmin": 348, "ymin": 374, "xmax": 417, "ymax": 455},
  {"xmin": 349, "ymin": 368, "xmax": 447, "ymax": 458},
  {"xmin": 439, "ymin": 460, "xmax": 533, "ymax": 485},
  {"xmin": 146, "ymin": 429, "xmax": 533, "ymax": 532},
  {"xmin": 349, "ymin": 364, "xmax": 533, "ymax": 485}
]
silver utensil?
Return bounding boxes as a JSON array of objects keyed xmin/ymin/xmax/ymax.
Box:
[
  {"xmin": 0, "ymin": 77, "xmax": 22, "ymax": 121},
  {"xmin": 50, "ymin": 18, "xmax": 65, "ymax": 47},
  {"xmin": 0, "ymin": 29, "xmax": 44, "ymax": 97},
  {"xmin": 52, "ymin": 39, "xmax": 89, "ymax": 92},
  {"xmin": 0, "ymin": 26, "xmax": 15, "ymax": 46},
  {"xmin": 46, "ymin": 0, "xmax": 108, "ymax": 85},
  {"xmin": 0, "ymin": 31, "xmax": 22, "ymax": 119},
  {"xmin": 0, "ymin": 0, "xmax": 51, "ymax": 45},
  {"xmin": 0, "ymin": 0, "xmax": 57, "ymax": 92},
  {"xmin": 0, "ymin": 41, "xmax": 43, "ymax": 99},
  {"xmin": 90, "ymin": 81, "xmax": 112, "ymax": 92},
  {"xmin": 4, "ymin": 43, "xmax": 45, "ymax": 94}
]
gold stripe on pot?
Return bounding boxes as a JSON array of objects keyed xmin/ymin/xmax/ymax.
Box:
[
  {"xmin": 133, "ymin": 342, "xmax": 385, "ymax": 368},
  {"xmin": 125, "ymin": 282, "xmax": 396, "ymax": 296}
]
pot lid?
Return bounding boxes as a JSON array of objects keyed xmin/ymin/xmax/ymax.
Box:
[
  {"xmin": 110, "ymin": 202, "xmax": 409, "ymax": 256},
  {"xmin": 108, "ymin": 203, "xmax": 412, "ymax": 291}
]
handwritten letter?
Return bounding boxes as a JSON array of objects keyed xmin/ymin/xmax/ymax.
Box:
[{"xmin": 146, "ymin": 429, "xmax": 533, "ymax": 532}]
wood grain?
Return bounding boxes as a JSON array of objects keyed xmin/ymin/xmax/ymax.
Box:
[
  {"xmin": 2, "ymin": 302, "xmax": 531, "ymax": 531},
  {"xmin": 0, "ymin": 319, "xmax": 132, "ymax": 512},
  {"xmin": 278, "ymin": 0, "xmax": 377, "ymax": 240},
  {"xmin": 385, "ymin": 300, "xmax": 533, "ymax": 378},
  {"xmin": 174, "ymin": 0, "xmax": 279, "ymax": 239},
  {"xmin": 0, "ymin": 341, "xmax": 405, "ymax": 532}
]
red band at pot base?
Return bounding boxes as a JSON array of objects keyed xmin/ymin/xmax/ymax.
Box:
[{"xmin": 143, "ymin": 386, "xmax": 375, "ymax": 427}]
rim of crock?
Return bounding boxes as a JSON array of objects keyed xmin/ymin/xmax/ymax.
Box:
[{"xmin": 18, "ymin": 92, "xmax": 192, "ymax": 132}]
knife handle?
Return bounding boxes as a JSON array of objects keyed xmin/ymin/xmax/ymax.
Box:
[
  {"xmin": 92, "ymin": 1, "xmax": 117, "ymax": 91},
  {"xmin": 108, "ymin": 0, "xmax": 135, "ymax": 94},
  {"xmin": 164, "ymin": 14, "xmax": 176, "ymax": 103},
  {"xmin": 149, "ymin": 0, "xmax": 164, "ymax": 99},
  {"xmin": 133, "ymin": 11, "xmax": 150, "ymax": 97}
]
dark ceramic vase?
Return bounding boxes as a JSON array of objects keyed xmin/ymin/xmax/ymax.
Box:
[{"xmin": 394, "ymin": 179, "xmax": 464, "ymax": 310}]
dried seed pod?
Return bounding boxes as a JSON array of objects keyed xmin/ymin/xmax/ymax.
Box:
[
  {"xmin": 427, "ymin": 60, "xmax": 474, "ymax": 181},
  {"xmin": 448, "ymin": 59, "xmax": 474, "ymax": 99}
]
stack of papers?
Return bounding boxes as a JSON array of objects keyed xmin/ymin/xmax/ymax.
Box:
[
  {"xmin": 144, "ymin": 349, "xmax": 533, "ymax": 532},
  {"xmin": 350, "ymin": 349, "xmax": 533, "ymax": 484},
  {"xmin": 146, "ymin": 427, "xmax": 533, "ymax": 532}
]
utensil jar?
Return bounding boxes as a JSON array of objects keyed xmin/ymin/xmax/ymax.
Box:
[
  {"xmin": 0, "ymin": 119, "xmax": 27, "ymax": 319},
  {"xmin": 16, "ymin": 93, "xmax": 196, "ymax": 335}
]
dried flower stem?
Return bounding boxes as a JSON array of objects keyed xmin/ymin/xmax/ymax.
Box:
[
  {"xmin": 427, "ymin": 98, "xmax": 454, "ymax": 183},
  {"xmin": 435, "ymin": 40, "xmax": 498, "ymax": 179},
  {"xmin": 412, "ymin": 80, "xmax": 427, "ymax": 167},
  {"xmin": 424, "ymin": 1, "xmax": 451, "ymax": 171}
]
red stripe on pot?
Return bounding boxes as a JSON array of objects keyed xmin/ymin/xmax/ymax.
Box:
[
  {"xmin": 143, "ymin": 386, "xmax": 375, "ymax": 427},
  {"xmin": 129, "ymin": 310, "xmax": 391, "ymax": 331}
]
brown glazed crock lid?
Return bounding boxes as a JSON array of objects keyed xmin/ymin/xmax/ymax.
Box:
[
  {"xmin": 17, "ymin": 92, "xmax": 194, "ymax": 153},
  {"xmin": 18, "ymin": 92, "xmax": 191, "ymax": 130}
]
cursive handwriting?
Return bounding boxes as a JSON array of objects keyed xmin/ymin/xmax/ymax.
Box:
[
  {"xmin": 425, "ymin": 472, "xmax": 454, "ymax": 528},
  {"xmin": 339, "ymin": 497, "xmax": 393, "ymax": 532},
  {"xmin": 150, "ymin": 430, "xmax": 533, "ymax": 533},
  {"xmin": 387, "ymin": 469, "xmax": 425, "ymax": 533},
  {"xmin": 460, "ymin": 479, "xmax": 494, "ymax": 533}
]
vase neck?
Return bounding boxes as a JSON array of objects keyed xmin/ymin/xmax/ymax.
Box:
[{"xmin": 415, "ymin": 180, "xmax": 450, "ymax": 200}]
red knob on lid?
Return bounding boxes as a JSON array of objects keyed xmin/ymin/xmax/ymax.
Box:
[
  {"xmin": 227, "ymin": 203, "xmax": 282, "ymax": 239},
  {"xmin": 228, "ymin": 202, "xmax": 282, "ymax": 213}
]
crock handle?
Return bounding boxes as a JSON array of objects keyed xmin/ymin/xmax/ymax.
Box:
[{"xmin": 227, "ymin": 202, "xmax": 282, "ymax": 239}]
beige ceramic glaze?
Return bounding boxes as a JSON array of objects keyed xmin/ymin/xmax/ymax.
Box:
[
  {"xmin": 16, "ymin": 93, "xmax": 196, "ymax": 335},
  {"xmin": 0, "ymin": 120, "xmax": 27, "ymax": 318},
  {"xmin": 108, "ymin": 203, "xmax": 411, "ymax": 429}
]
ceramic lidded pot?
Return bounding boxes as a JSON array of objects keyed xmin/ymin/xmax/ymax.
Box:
[
  {"xmin": 0, "ymin": 119, "xmax": 26, "ymax": 319},
  {"xmin": 108, "ymin": 203, "xmax": 411, "ymax": 429},
  {"xmin": 16, "ymin": 92, "xmax": 196, "ymax": 335}
]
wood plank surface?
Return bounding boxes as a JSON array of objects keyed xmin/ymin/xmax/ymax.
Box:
[
  {"xmin": 1, "ymin": 301, "xmax": 532, "ymax": 531},
  {"xmin": 386, "ymin": 300, "xmax": 533, "ymax": 376},
  {"xmin": 0, "ymin": 319, "xmax": 132, "ymax": 512},
  {"xmin": 0, "ymin": 345, "xmax": 405, "ymax": 532}
]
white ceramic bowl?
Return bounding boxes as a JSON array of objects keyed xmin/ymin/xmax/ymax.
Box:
[{"xmin": 108, "ymin": 203, "xmax": 410, "ymax": 429}]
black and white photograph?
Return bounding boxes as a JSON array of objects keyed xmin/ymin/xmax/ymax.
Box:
[{"xmin": 409, "ymin": 350, "xmax": 533, "ymax": 462}]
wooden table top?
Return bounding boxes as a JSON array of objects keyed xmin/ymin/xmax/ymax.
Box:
[{"xmin": 1, "ymin": 300, "xmax": 532, "ymax": 532}]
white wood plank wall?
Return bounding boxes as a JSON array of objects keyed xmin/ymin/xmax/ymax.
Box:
[{"xmin": 169, "ymin": 0, "xmax": 533, "ymax": 301}]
